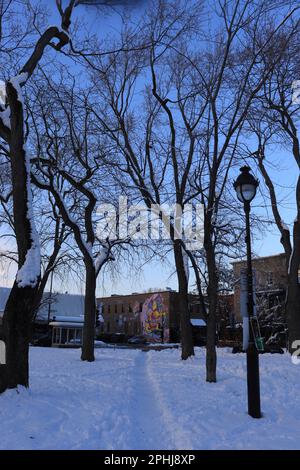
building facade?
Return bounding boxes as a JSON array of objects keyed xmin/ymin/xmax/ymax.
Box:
[
  {"xmin": 97, "ymin": 290, "xmax": 205, "ymax": 343},
  {"xmin": 232, "ymin": 253, "xmax": 288, "ymax": 320},
  {"xmin": 0, "ymin": 287, "xmax": 84, "ymax": 340}
]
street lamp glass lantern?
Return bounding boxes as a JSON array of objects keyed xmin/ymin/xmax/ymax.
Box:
[{"xmin": 234, "ymin": 166, "xmax": 259, "ymax": 203}]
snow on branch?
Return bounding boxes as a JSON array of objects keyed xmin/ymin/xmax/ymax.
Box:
[
  {"xmin": 95, "ymin": 244, "xmax": 110, "ymax": 275},
  {"xmin": 16, "ymin": 145, "xmax": 41, "ymax": 288},
  {"xmin": 9, "ymin": 73, "xmax": 28, "ymax": 104},
  {"xmin": 280, "ymin": 220, "xmax": 290, "ymax": 232},
  {"xmin": 182, "ymin": 246, "xmax": 189, "ymax": 284},
  {"xmin": 16, "ymin": 240, "xmax": 41, "ymax": 288}
]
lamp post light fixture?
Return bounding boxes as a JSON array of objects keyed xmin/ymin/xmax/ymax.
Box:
[{"xmin": 233, "ymin": 166, "xmax": 262, "ymax": 419}]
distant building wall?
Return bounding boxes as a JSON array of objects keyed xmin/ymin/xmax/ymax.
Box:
[
  {"xmin": 232, "ymin": 253, "xmax": 288, "ymax": 320},
  {"xmin": 97, "ymin": 291, "xmax": 172, "ymax": 341},
  {"xmin": 0, "ymin": 287, "xmax": 84, "ymax": 324},
  {"xmin": 97, "ymin": 291, "xmax": 206, "ymax": 343}
]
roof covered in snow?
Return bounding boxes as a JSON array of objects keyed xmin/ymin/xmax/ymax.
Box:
[
  {"xmin": 39, "ymin": 293, "xmax": 84, "ymax": 319},
  {"xmin": 49, "ymin": 321, "xmax": 84, "ymax": 328},
  {"xmin": 232, "ymin": 253, "xmax": 286, "ymax": 265},
  {"xmin": 0, "ymin": 287, "xmax": 84, "ymax": 319}
]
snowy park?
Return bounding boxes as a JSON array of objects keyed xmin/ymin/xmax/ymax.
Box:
[
  {"xmin": 0, "ymin": 347, "xmax": 299, "ymax": 450},
  {"xmin": 1, "ymin": 0, "xmax": 300, "ymax": 455}
]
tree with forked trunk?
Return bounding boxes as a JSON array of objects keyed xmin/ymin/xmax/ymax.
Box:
[
  {"xmin": 83, "ymin": 0, "xmax": 208, "ymax": 359},
  {"xmin": 0, "ymin": 0, "xmax": 77, "ymax": 392},
  {"xmin": 0, "ymin": 0, "xmax": 126, "ymax": 392},
  {"xmin": 84, "ymin": 0, "xmax": 300, "ymax": 377},
  {"xmin": 29, "ymin": 73, "xmax": 130, "ymax": 361}
]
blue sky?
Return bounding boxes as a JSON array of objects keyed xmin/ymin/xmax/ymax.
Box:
[
  {"xmin": 77, "ymin": 1, "xmax": 300, "ymax": 295},
  {"xmin": 0, "ymin": 0, "xmax": 299, "ymax": 296}
]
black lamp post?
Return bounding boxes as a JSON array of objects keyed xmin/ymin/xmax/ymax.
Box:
[{"xmin": 234, "ymin": 166, "xmax": 262, "ymax": 419}]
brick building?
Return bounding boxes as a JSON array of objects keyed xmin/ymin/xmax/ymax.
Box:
[
  {"xmin": 97, "ymin": 290, "xmax": 206, "ymax": 343},
  {"xmin": 232, "ymin": 253, "xmax": 288, "ymax": 320}
]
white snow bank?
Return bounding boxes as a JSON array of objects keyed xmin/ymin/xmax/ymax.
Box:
[{"xmin": 0, "ymin": 348, "xmax": 299, "ymax": 450}]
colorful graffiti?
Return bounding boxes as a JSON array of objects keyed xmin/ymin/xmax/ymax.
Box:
[
  {"xmin": 133, "ymin": 301, "xmax": 140, "ymax": 319},
  {"xmin": 140, "ymin": 293, "xmax": 169, "ymax": 343}
]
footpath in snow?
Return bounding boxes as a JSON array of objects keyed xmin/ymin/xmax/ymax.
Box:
[{"xmin": 0, "ymin": 347, "xmax": 299, "ymax": 450}]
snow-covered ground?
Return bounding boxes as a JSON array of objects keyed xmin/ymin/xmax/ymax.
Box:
[{"xmin": 0, "ymin": 347, "xmax": 299, "ymax": 450}]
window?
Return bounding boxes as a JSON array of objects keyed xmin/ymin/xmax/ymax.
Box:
[
  {"xmin": 107, "ymin": 304, "xmax": 111, "ymax": 314},
  {"xmin": 61, "ymin": 329, "xmax": 67, "ymax": 344},
  {"xmin": 129, "ymin": 304, "xmax": 132, "ymax": 313},
  {"xmin": 53, "ymin": 327, "xmax": 61, "ymax": 345},
  {"xmin": 52, "ymin": 326, "xmax": 83, "ymax": 346},
  {"xmin": 107, "ymin": 321, "xmax": 110, "ymax": 333},
  {"xmin": 121, "ymin": 304, "xmax": 124, "ymax": 313},
  {"xmin": 115, "ymin": 304, "xmax": 118, "ymax": 314},
  {"xmin": 267, "ymin": 271, "xmax": 273, "ymax": 286},
  {"xmin": 139, "ymin": 303, "xmax": 143, "ymax": 312}
]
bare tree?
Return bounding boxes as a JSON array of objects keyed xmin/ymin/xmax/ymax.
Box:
[
  {"xmin": 180, "ymin": 0, "xmax": 300, "ymax": 381},
  {"xmin": 0, "ymin": 184, "xmax": 73, "ymax": 321},
  {"xmin": 247, "ymin": 25, "xmax": 300, "ymax": 351},
  {"xmin": 83, "ymin": 0, "xmax": 207, "ymax": 359},
  {"xmin": 0, "ymin": 0, "xmax": 81, "ymax": 392},
  {"xmin": 0, "ymin": 0, "xmax": 121, "ymax": 392},
  {"xmin": 88, "ymin": 0, "xmax": 300, "ymax": 377},
  {"xmin": 29, "ymin": 72, "xmax": 131, "ymax": 361}
]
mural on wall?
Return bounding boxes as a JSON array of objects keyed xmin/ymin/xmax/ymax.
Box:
[
  {"xmin": 140, "ymin": 293, "xmax": 169, "ymax": 343},
  {"xmin": 133, "ymin": 301, "xmax": 140, "ymax": 319}
]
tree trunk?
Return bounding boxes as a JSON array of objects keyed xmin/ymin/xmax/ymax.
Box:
[
  {"xmin": 81, "ymin": 260, "xmax": 97, "ymax": 362},
  {"xmin": 0, "ymin": 81, "xmax": 40, "ymax": 393},
  {"xmin": 286, "ymin": 220, "xmax": 300, "ymax": 353},
  {"xmin": 205, "ymin": 239, "xmax": 217, "ymax": 382},
  {"xmin": 0, "ymin": 283, "xmax": 38, "ymax": 391},
  {"xmin": 173, "ymin": 241, "xmax": 194, "ymax": 360},
  {"xmin": 0, "ymin": 19, "xmax": 73, "ymax": 395}
]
